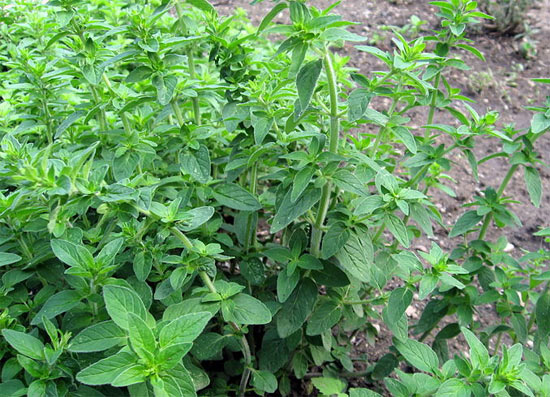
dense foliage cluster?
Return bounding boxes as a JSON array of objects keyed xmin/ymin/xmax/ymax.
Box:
[{"xmin": 0, "ymin": 0, "xmax": 549, "ymax": 396}]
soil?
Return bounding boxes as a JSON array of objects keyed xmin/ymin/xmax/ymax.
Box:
[{"xmin": 213, "ymin": 0, "xmax": 550, "ymax": 394}]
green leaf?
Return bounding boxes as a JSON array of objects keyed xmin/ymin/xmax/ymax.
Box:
[
  {"xmin": 296, "ymin": 60, "xmax": 323, "ymax": 110},
  {"xmin": 336, "ymin": 231, "xmax": 373, "ymax": 283},
  {"xmin": 332, "ymin": 169, "xmax": 369, "ymax": 196},
  {"xmin": 213, "ymin": 183, "xmax": 261, "ymax": 211},
  {"xmin": 531, "ymin": 113, "xmax": 550, "ymax": 134},
  {"xmin": 350, "ymin": 388, "xmax": 384, "ymax": 397},
  {"xmin": 311, "ymin": 377, "xmax": 346, "ymax": 395},
  {"xmin": 0, "ymin": 252, "xmax": 21, "ymax": 267},
  {"xmin": 69, "ymin": 321, "xmax": 126, "ymax": 353},
  {"xmin": 187, "ymin": 0, "xmax": 216, "ymax": 14},
  {"xmin": 31, "ymin": 290, "xmax": 81, "ymax": 325},
  {"xmin": 277, "ymin": 270, "xmax": 300, "ymax": 303},
  {"xmin": 55, "ymin": 110, "xmax": 85, "ymax": 138},
  {"xmin": 111, "ymin": 365, "xmax": 147, "ymax": 387},
  {"xmin": 103, "ymin": 285, "xmax": 148, "ymax": 331},
  {"xmin": 394, "ymin": 339, "xmax": 439, "ymax": 373},
  {"xmin": 385, "ymin": 214, "xmax": 410, "ymax": 248},
  {"xmin": 536, "ymin": 292, "xmax": 550, "ymax": 338},
  {"xmin": 435, "ymin": 379, "xmax": 471, "ymax": 397},
  {"xmin": 321, "ymin": 222, "xmax": 350, "ymax": 259},
  {"xmin": 461, "ymin": 327, "xmax": 489, "ymax": 368},
  {"xmin": 271, "ymin": 187, "xmax": 322, "ymax": 233},
  {"xmin": 385, "ymin": 288, "xmax": 412, "ymax": 325},
  {"xmin": 306, "ymin": 299, "xmax": 342, "ymax": 336},
  {"xmin": 160, "ymin": 364, "xmax": 197, "ymax": 397},
  {"xmin": 253, "ymin": 116, "xmax": 273, "ymax": 145},
  {"xmin": 292, "ymin": 166, "xmax": 315, "ymax": 202},
  {"xmin": 126, "ymin": 66, "xmax": 153, "ymax": 83},
  {"xmin": 258, "ymin": 2, "xmax": 288, "ymax": 32},
  {"xmin": 348, "ymin": 88, "xmax": 373, "ymax": 122},
  {"xmin": 251, "ymin": 370, "xmax": 278, "ymax": 393},
  {"xmin": 0, "ymin": 379, "xmax": 26, "ymax": 397},
  {"xmin": 221, "ymin": 293, "xmax": 272, "ymax": 325},
  {"xmin": 176, "ymin": 206, "xmax": 215, "ymax": 231},
  {"xmin": 276, "ymin": 278, "xmax": 318, "ymax": 338},
  {"xmin": 1, "ymin": 330, "xmax": 44, "ymax": 360},
  {"xmin": 320, "ymin": 28, "xmax": 366, "ymax": 42},
  {"xmin": 449, "ymin": 210, "xmax": 483, "ymax": 237},
  {"xmin": 524, "ymin": 166, "xmax": 542, "ymax": 208},
  {"xmin": 51, "ymin": 239, "xmax": 94, "ymax": 269},
  {"xmin": 159, "ymin": 312, "xmax": 212, "ymax": 348},
  {"xmin": 127, "ymin": 313, "xmax": 156, "ymax": 359},
  {"xmin": 76, "ymin": 351, "xmax": 137, "ymax": 386}
]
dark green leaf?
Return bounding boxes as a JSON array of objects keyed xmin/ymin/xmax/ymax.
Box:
[{"xmin": 296, "ymin": 60, "xmax": 322, "ymax": 110}]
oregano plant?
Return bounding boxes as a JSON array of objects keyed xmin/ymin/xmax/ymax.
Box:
[{"xmin": 0, "ymin": 0, "xmax": 549, "ymax": 396}]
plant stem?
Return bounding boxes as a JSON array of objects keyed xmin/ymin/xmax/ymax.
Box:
[
  {"xmin": 244, "ymin": 164, "xmax": 258, "ymax": 252},
  {"xmin": 168, "ymin": 226, "xmax": 252, "ymax": 397},
  {"xmin": 369, "ymin": 82, "xmax": 401, "ymax": 158},
  {"xmin": 527, "ymin": 281, "xmax": 550, "ymax": 331},
  {"xmin": 424, "ymin": 72, "xmax": 441, "ymax": 141},
  {"xmin": 174, "ymin": 1, "xmax": 201, "ymax": 126},
  {"xmin": 477, "ymin": 164, "xmax": 518, "ymax": 240},
  {"xmin": 186, "ymin": 47, "xmax": 201, "ymax": 126},
  {"xmin": 171, "ymin": 99, "xmax": 185, "ymax": 127},
  {"xmin": 310, "ymin": 51, "xmax": 339, "ymax": 257}
]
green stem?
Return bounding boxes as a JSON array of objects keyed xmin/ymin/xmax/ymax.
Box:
[
  {"xmin": 169, "ymin": 227, "xmax": 251, "ymax": 397},
  {"xmin": 477, "ymin": 164, "xmax": 518, "ymax": 240},
  {"xmin": 244, "ymin": 164, "xmax": 258, "ymax": 252},
  {"xmin": 90, "ymin": 85, "xmax": 107, "ymax": 131},
  {"xmin": 424, "ymin": 72, "xmax": 441, "ymax": 141},
  {"xmin": 171, "ymin": 99, "xmax": 185, "ymax": 127},
  {"xmin": 310, "ymin": 51, "xmax": 339, "ymax": 257},
  {"xmin": 174, "ymin": 2, "xmax": 200, "ymax": 126},
  {"xmin": 369, "ymin": 82, "xmax": 401, "ymax": 158},
  {"xmin": 493, "ymin": 331, "xmax": 503, "ymax": 355},
  {"xmin": 186, "ymin": 47, "xmax": 201, "ymax": 126},
  {"xmin": 527, "ymin": 281, "xmax": 550, "ymax": 331}
]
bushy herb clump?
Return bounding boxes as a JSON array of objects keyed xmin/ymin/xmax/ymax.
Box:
[{"xmin": 0, "ymin": 0, "xmax": 549, "ymax": 396}]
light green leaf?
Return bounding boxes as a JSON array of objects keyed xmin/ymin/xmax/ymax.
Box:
[
  {"xmin": 0, "ymin": 252, "xmax": 22, "ymax": 267},
  {"xmin": 271, "ymin": 187, "xmax": 322, "ymax": 234},
  {"xmin": 127, "ymin": 313, "xmax": 156, "ymax": 359},
  {"xmin": 292, "ymin": 166, "xmax": 315, "ymax": 202},
  {"xmin": 69, "ymin": 321, "xmax": 126, "ymax": 353},
  {"xmin": 384, "ymin": 288, "xmax": 412, "ymax": 325},
  {"xmin": 76, "ymin": 351, "xmax": 138, "ymax": 386},
  {"xmin": 385, "ymin": 214, "xmax": 410, "ymax": 248},
  {"xmin": 394, "ymin": 339, "xmax": 439, "ymax": 373},
  {"xmin": 31, "ymin": 290, "xmax": 81, "ymax": 325},
  {"xmin": 449, "ymin": 210, "xmax": 483, "ymax": 237},
  {"xmin": 321, "ymin": 222, "xmax": 350, "ymax": 259},
  {"xmin": 348, "ymin": 88, "xmax": 373, "ymax": 122},
  {"xmin": 51, "ymin": 239, "xmax": 94, "ymax": 269},
  {"xmin": 332, "ymin": 169, "xmax": 369, "ymax": 196},
  {"xmin": 251, "ymin": 370, "xmax": 278, "ymax": 393},
  {"xmin": 524, "ymin": 166, "xmax": 542, "ymax": 208},
  {"xmin": 159, "ymin": 312, "xmax": 212, "ymax": 348},
  {"xmin": 2, "ymin": 330, "xmax": 44, "ymax": 360},
  {"xmin": 213, "ymin": 183, "xmax": 261, "ymax": 211},
  {"xmin": 335, "ymin": 231, "xmax": 373, "ymax": 283},
  {"xmin": 461, "ymin": 327, "xmax": 489, "ymax": 368},
  {"xmin": 103, "ymin": 285, "xmax": 148, "ymax": 331},
  {"xmin": 221, "ymin": 294, "xmax": 272, "ymax": 325}
]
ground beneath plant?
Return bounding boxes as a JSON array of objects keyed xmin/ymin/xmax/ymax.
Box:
[{"xmin": 215, "ymin": 1, "xmax": 550, "ymax": 395}]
